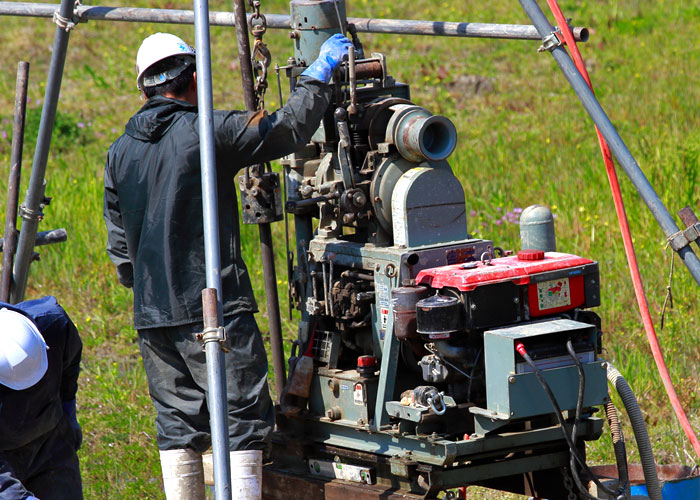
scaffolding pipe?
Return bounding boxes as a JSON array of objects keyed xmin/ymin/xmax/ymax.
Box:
[
  {"xmin": 0, "ymin": 228, "xmax": 67, "ymax": 253},
  {"xmin": 0, "ymin": 2, "xmax": 589, "ymax": 42},
  {"xmin": 518, "ymin": 0, "xmax": 700, "ymax": 287},
  {"xmin": 1, "ymin": 62, "xmax": 29, "ymax": 303},
  {"xmin": 194, "ymin": 0, "xmax": 232, "ymax": 495},
  {"xmin": 11, "ymin": 0, "xmax": 73, "ymax": 303}
]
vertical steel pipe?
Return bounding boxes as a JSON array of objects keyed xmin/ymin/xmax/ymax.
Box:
[
  {"xmin": 259, "ymin": 224, "xmax": 286, "ymax": 396},
  {"xmin": 11, "ymin": 0, "xmax": 74, "ymax": 303},
  {"xmin": 232, "ymin": 0, "xmax": 286, "ymax": 398},
  {"xmin": 1, "ymin": 61, "xmax": 29, "ymax": 303},
  {"xmin": 232, "ymin": 0, "xmax": 256, "ymax": 112},
  {"xmin": 518, "ymin": 0, "xmax": 700, "ymax": 287},
  {"xmin": 193, "ymin": 0, "xmax": 232, "ymax": 496}
]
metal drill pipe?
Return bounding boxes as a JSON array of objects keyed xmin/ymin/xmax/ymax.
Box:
[
  {"xmin": 194, "ymin": 0, "xmax": 232, "ymax": 495},
  {"xmin": 0, "ymin": 2, "xmax": 589, "ymax": 42},
  {"xmin": 259, "ymin": 224, "xmax": 286, "ymax": 396},
  {"xmin": 232, "ymin": 0, "xmax": 256, "ymax": 112},
  {"xmin": 11, "ymin": 0, "xmax": 73, "ymax": 303},
  {"xmin": 1, "ymin": 61, "xmax": 29, "ymax": 303},
  {"xmin": 232, "ymin": 0, "xmax": 286, "ymax": 398},
  {"xmin": 517, "ymin": 0, "xmax": 700, "ymax": 288}
]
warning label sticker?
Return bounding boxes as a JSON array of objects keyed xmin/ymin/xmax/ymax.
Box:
[
  {"xmin": 537, "ymin": 277, "xmax": 571, "ymax": 310},
  {"xmin": 380, "ymin": 307, "xmax": 389, "ymax": 330}
]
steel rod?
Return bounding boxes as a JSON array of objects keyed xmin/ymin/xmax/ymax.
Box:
[
  {"xmin": 11, "ymin": 0, "xmax": 73, "ymax": 303},
  {"xmin": 194, "ymin": 0, "xmax": 231, "ymax": 494},
  {"xmin": 259, "ymin": 224, "xmax": 287, "ymax": 397},
  {"xmin": 0, "ymin": 2, "xmax": 589, "ymax": 42},
  {"xmin": 518, "ymin": 0, "xmax": 700, "ymax": 288},
  {"xmin": 231, "ymin": 0, "xmax": 256, "ymax": 112},
  {"xmin": 0, "ymin": 228, "xmax": 66, "ymax": 253},
  {"xmin": 232, "ymin": 0, "xmax": 286, "ymax": 399},
  {"xmin": 1, "ymin": 61, "xmax": 29, "ymax": 303}
]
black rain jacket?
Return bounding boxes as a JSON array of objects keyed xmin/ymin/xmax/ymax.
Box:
[{"xmin": 104, "ymin": 76, "xmax": 331, "ymax": 329}]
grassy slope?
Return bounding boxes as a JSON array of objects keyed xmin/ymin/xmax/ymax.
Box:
[{"xmin": 0, "ymin": 0, "xmax": 698, "ymax": 497}]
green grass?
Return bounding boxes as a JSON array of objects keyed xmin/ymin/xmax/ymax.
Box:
[{"xmin": 0, "ymin": 0, "xmax": 699, "ymax": 498}]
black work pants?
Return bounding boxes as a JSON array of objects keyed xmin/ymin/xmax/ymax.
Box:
[
  {"xmin": 0, "ymin": 417, "xmax": 82, "ymax": 500},
  {"xmin": 137, "ymin": 312, "xmax": 274, "ymax": 453}
]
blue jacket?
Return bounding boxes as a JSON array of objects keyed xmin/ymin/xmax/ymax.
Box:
[{"xmin": 0, "ymin": 296, "xmax": 82, "ymax": 451}]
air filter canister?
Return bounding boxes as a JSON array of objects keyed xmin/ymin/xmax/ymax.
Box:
[{"xmin": 416, "ymin": 294, "xmax": 465, "ymax": 339}]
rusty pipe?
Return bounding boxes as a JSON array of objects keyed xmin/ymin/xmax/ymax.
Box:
[{"xmin": 1, "ymin": 61, "xmax": 29, "ymax": 303}]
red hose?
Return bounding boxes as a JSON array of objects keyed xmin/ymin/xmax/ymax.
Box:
[{"xmin": 545, "ymin": 0, "xmax": 700, "ymax": 459}]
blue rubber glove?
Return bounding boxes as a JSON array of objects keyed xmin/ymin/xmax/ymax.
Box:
[
  {"xmin": 301, "ymin": 33, "xmax": 354, "ymax": 84},
  {"xmin": 62, "ymin": 399, "xmax": 82, "ymax": 451}
]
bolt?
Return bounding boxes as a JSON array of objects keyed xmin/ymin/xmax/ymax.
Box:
[
  {"xmin": 508, "ymin": 375, "xmax": 516, "ymax": 384},
  {"xmin": 513, "ymin": 297, "xmax": 520, "ymax": 304},
  {"xmin": 374, "ymin": 196, "xmax": 382, "ymax": 203},
  {"xmin": 288, "ymin": 30, "xmax": 301, "ymax": 39}
]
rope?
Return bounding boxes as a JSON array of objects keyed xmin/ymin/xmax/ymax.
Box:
[
  {"xmin": 546, "ymin": 0, "xmax": 700, "ymax": 460},
  {"xmin": 660, "ymin": 250, "xmax": 674, "ymax": 330}
]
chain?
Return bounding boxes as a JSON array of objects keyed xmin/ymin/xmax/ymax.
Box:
[
  {"xmin": 248, "ymin": 0, "xmax": 270, "ymax": 110},
  {"xmin": 561, "ymin": 467, "xmax": 579, "ymax": 500}
]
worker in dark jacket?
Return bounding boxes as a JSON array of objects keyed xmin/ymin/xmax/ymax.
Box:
[
  {"xmin": 0, "ymin": 296, "xmax": 83, "ymax": 500},
  {"xmin": 103, "ymin": 32, "xmax": 352, "ymax": 499}
]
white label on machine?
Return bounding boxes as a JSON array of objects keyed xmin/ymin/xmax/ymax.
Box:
[
  {"xmin": 537, "ymin": 277, "xmax": 571, "ymax": 310},
  {"xmin": 391, "ymin": 168, "xmax": 428, "ymax": 247},
  {"xmin": 308, "ymin": 459, "xmax": 373, "ymax": 484},
  {"xmin": 353, "ymin": 383, "xmax": 365, "ymax": 405}
]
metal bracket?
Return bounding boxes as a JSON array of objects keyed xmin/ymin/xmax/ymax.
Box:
[
  {"xmin": 668, "ymin": 206, "xmax": 700, "ymax": 251},
  {"xmin": 53, "ymin": 0, "xmax": 82, "ymax": 31},
  {"xmin": 538, "ymin": 29, "xmax": 562, "ymax": 52},
  {"xmin": 197, "ymin": 326, "xmax": 229, "ymax": 351},
  {"xmin": 18, "ymin": 204, "xmax": 43, "ymax": 222}
]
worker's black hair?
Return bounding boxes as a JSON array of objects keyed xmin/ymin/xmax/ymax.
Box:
[{"xmin": 142, "ymin": 57, "xmax": 195, "ymax": 99}]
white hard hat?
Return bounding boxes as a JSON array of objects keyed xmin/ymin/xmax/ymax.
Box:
[
  {"xmin": 0, "ymin": 308, "xmax": 48, "ymax": 390},
  {"xmin": 136, "ymin": 32, "xmax": 196, "ymax": 90}
]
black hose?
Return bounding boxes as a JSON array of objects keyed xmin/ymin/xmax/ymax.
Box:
[
  {"xmin": 518, "ymin": 343, "xmax": 622, "ymax": 499},
  {"xmin": 605, "ymin": 401, "xmax": 631, "ymax": 496}
]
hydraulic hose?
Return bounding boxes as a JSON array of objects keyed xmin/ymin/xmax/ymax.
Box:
[
  {"xmin": 544, "ymin": 0, "xmax": 700, "ymax": 460},
  {"xmin": 607, "ymin": 363, "xmax": 662, "ymax": 500}
]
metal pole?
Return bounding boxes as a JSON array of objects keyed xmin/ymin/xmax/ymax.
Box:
[
  {"xmin": 0, "ymin": 2, "xmax": 589, "ymax": 42},
  {"xmin": 193, "ymin": 0, "xmax": 232, "ymax": 494},
  {"xmin": 232, "ymin": 0, "xmax": 287, "ymax": 399},
  {"xmin": 259, "ymin": 223, "xmax": 286, "ymax": 397},
  {"xmin": 11, "ymin": 0, "xmax": 73, "ymax": 303},
  {"xmin": 0, "ymin": 228, "xmax": 67, "ymax": 253},
  {"xmin": 232, "ymin": 0, "xmax": 256, "ymax": 112},
  {"xmin": 518, "ymin": 0, "xmax": 700, "ymax": 287},
  {"xmin": 1, "ymin": 61, "xmax": 29, "ymax": 303}
]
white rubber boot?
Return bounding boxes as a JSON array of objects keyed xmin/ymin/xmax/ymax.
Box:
[
  {"xmin": 230, "ymin": 450, "xmax": 262, "ymax": 500},
  {"xmin": 160, "ymin": 448, "xmax": 206, "ymax": 500}
]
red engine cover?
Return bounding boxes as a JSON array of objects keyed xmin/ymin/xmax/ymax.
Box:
[{"xmin": 416, "ymin": 252, "xmax": 596, "ymax": 317}]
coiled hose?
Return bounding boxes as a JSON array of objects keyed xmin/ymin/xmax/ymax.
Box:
[
  {"xmin": 607, "ymin": 363, "xmax": 662, "ymax": 500},
  {"xmin": 605, "ymin": 401, "xmax": 631, "ymax": 497}
]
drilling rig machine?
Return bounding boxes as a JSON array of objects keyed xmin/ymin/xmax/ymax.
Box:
[{"xmin": 240, "ymin": 1, "xmax": 629, "ymax": 498}]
